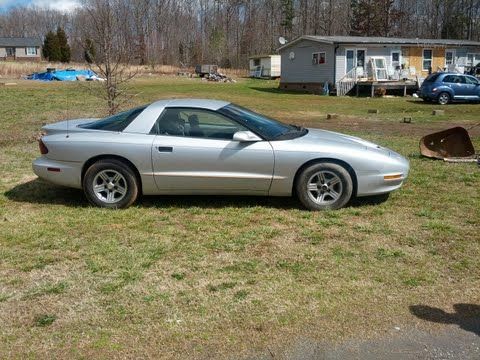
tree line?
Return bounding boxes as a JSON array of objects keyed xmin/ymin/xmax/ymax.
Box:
[{"xmin": 0, "ymin": 0, "xmax": 479, "ymax": 68}]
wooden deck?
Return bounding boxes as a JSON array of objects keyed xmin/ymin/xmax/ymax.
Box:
[{"xmin": 355, "ymin": 80, "xmax": 419, "ymax": 97}]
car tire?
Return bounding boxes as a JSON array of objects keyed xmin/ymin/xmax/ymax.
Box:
[
  {"xmin": 83, "ymin": 159, "xmax": 138, "ymax": 209},
  {"xmin": 295, "ymin": 162, "xmax": 353, "ymax": 211},
  {"xmin": 437, "ymin": 92, "xmax": 450, "ymax": 105}
]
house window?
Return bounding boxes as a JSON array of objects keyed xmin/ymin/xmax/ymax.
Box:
[
  {"xmin": 26, "ymin": 47, "xmax": 37, "ymax": 55},
  {"xmin": 253, "ymin": 58, "xmax": 260, "ymax": 67},
  {"xmin": 312, "ymin": 52, "xmax": 326, "ymax": 65},
  {"xmin": 6, "ymin": 47, "xmax": 15, "ymax": 56},
  {"xmin": 423, "ymin": 49, "xmax": 433, "ymax": 71}
]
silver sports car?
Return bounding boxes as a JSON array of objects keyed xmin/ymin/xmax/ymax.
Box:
[{"xmin": 33, "ymin": 99, "xmax": 409, "ymax": 210}]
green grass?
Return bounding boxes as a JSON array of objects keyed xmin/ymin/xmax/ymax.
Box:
[{"xmin": 0, "ymin": 76, "xmax": 479, "ymax": 359}]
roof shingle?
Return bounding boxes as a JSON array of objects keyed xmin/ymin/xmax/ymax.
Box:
[{"xmin": 0, "ymin": 37, "xmax": 42, "ymax": 47}]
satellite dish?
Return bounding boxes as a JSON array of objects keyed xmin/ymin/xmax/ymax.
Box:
[{"xmin": 279, "ymin": 36, "xmax": 287, "ymax": 45}]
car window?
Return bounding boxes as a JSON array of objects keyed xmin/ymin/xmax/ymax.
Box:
[
  {"xmin": 443, "ymin": 75, "xmax": 465, "ymax": 84},
  {"xmin": 465, "ymin": 76, "xmax": 479, "ymax": 85},
  {"xmin": 424, "ymin": 73, "xmax": 441, "ymax": 83},
  {"xmin": 152, "ymin": 107, "xmax": 247, "ymax": 140},
  {"xmin": 79, "ymin": 106, "xmax": 147, "ymax": 131}
]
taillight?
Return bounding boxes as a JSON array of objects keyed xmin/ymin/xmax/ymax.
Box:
[{"xmin": 39, "ymin": 139, "xmax": 49, "ymax": 154}]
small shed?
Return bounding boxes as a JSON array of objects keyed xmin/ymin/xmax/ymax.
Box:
[{"xmin": 249, "ymin": 55, "xmax": 281, "ymax": 79}]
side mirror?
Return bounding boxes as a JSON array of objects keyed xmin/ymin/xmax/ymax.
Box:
[{"xmin": 233, "ymin": 131, "xmax": 262, "ymax": 142}]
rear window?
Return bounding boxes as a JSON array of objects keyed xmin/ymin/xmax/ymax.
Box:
[
  {"xmin": 423, "ymin": 73, "xmax": 441, "ymax": 83},
  {"xmin": 79, "ymin": 106, "xmax": 147, "ymax": 131}
]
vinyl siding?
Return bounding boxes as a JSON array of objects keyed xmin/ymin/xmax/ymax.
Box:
[
  {"xmin": 335, "ymin": 45, "xmax": 402, "ymax": 81},
  {"xmin": 279, "ymin": 40, "xmax": 335, "ymax": 84},
  {"xmin": 455, "ymin": 47, "xmax": 480, "ymax": 66},
  {"xmin": 0, "ymin": 46, "xmax": 41, "ymax": 59}
]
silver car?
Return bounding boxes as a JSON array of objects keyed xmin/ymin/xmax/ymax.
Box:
[{"xmin": 33, "ymin": 99, "xmax": 409, "ymax": 210}]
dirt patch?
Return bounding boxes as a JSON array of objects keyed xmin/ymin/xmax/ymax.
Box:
[{"xmin": 298, "ymin": 116, "xmax": 480, "ymax": 138}]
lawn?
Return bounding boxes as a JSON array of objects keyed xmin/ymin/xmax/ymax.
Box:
[{"xmin": 0, "ymin": 77, "xmax": 479, "ymax": 359}]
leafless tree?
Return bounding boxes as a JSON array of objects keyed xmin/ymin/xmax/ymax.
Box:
[
  {"xmin": 1, "ymin": 0, "xmax": 480, "ymax": 70},
  {"xmin": 81, "ymin": 0, "xmax": 137, "ymax": 114}
]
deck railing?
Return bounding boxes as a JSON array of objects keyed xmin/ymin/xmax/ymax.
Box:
[{"xmin": 336, "ymin": 67, "xmax": 358, "ymax": 96}]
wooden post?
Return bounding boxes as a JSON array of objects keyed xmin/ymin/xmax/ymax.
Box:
[
  {"xmin": 371, "ymin": 84, "xmax": 375, "ymax": 97},
  {"xmin": 403, "ymin": 85, "xmax": 407, "ymax": 96},
  {"xmin": 356, "ymin": 84, "xmax": 359, "ymax": 97}
]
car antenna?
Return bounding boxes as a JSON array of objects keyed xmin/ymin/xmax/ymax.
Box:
[{"xmin": 66, "ymin": 95, "xmax": 70, "ymax": 138}]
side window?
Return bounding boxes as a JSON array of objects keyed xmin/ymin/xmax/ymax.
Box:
[
  {"xmin": 443, "ymin": 75, "xmax": 464, "ymax": 84},
  {"xmin": 153, "ymin": 108, "xmax": 247, "ymax": 140},
  {"xmin": 465, "ymin": 76, "xmax": 479, "ymax": 85}
]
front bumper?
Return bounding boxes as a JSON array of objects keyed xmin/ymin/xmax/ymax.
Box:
[
  {"xmin": 32, "ymin": 156, "xmax": 83, "ymax": 189},
  {"xmin": 356, "ymin": 152, "xmax": 410, "ymax": 196}
]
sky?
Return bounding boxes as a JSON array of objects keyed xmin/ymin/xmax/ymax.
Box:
[{"xmin": 0, "ymin": 0, "xmax": 81, "ymax": 13}]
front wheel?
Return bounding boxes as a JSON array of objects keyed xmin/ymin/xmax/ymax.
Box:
[
  {"xmin": 437, "ymin": 92, "xmax": 450, "ymax": 105},
  {"xmin": 83, "ymin": 159, "xmax": 139, "ymax": 209},
  {"xmin": 295, "ymin": 162, "xmax": 353, "ymax": 211}
]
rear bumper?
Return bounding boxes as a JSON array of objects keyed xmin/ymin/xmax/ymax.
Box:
[{"xmin": 32, "ymin": 157, "xmax": 82, "ymax": 189}]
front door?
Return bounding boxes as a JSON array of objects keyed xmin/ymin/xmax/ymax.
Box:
[
  {"xmin": 391, "ymin": 51, "xmax": 401, "ymax": 69},
  {"xmin": 346, "ymin": 49, "xmax": 355, "ymax": 73},
  {"xmin": 445, "ymin": 49, "xmax": 456, "ymax": 69},
  {"xmin": 151, "ymin": 107, "xmax": 274, "ymax": 194}
]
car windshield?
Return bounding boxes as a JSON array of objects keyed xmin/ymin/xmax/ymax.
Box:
[
  {"xmin": 218, "ymin": 103, "xmax": 307, "ymax": 140},
  {"xmin": 79, "ymin": 105, "xmax": 147, "ymax": 131}
]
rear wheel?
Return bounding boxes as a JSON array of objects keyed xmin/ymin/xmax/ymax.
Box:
[
  {"xmin": 295, "ymin": 162, "xmax": 353, "ymax": 211},
  {"xmin": 83, "ymin": 159, "xmax": 138, "ymax": 209},
  {"xmin": 437, "ymin": 92, "xmax": 450, "ymax": 105}
]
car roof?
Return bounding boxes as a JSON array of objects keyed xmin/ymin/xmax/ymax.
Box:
[
  {"xmin": 148, "ymin": 98, "xmax": 231, "ymax": 112},
  {"xmin": 123, "ymin": 99, "xmax": 231, "ymax": 134}
]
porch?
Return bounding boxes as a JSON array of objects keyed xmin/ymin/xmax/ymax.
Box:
[{"xmin": 355, "ymin": 79, "xmax": 419, "ymax": 97}]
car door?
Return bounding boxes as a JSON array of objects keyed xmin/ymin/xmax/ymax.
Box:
[
  {"xmin": 444, "ymin": 75, "xmax": 467, "ymax": 98},
  {"xmin": 151, "ymin": 107, "xmax": 274, "ymax": 194},
  {"xmin": 464, "ymin": 75, "xmax": 480, "ymax": 99}
]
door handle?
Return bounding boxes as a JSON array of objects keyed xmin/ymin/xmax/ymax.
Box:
[{"xmin": 157, "ymin": 146, "xmax": 173, "ymax": 153}]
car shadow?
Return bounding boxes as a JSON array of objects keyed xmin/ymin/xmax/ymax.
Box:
[
  {"xmin": 406, "ymin": 99, "xmax": 479, "ymax": 105},
  {"xmin": 5, "ymin": 178, "xmax": 391, "ymax": 210},
  {"xmin": 410, "ymin": 304, "xmax": 480, "ymax": 337},
  {"xmin": 249, "ymin": 86, "xmax": 312, "ymax": 95}
]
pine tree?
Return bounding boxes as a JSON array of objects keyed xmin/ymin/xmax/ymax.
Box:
[
  {"xmin": 56, "ymin": 27, "xmax": 71, "ymax": 63},
  {"xmin": 280, "ymin": 0, "xmax": 295, "ymax": 37},
  {"xmin": 84, "ymin": 38, "xmax": 96, "ymax": 64},
  {"xmin": 42, "ymin": 31, "xmax": 61, "ymax": 62}
]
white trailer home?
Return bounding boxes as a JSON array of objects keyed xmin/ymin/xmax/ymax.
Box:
[
  {"xmin": 249, "ymin": 55, "xmax": 281, "ymax": 79},
  {"xmin": 277, "ymin": 35, "xmax": 480, "ymax": 95}
]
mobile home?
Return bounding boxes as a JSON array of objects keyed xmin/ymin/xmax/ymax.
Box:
[{"xmin": 277, "ymin": 36, "xmax": 480, "ymax": 95}]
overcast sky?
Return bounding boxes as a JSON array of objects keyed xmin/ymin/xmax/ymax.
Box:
[{"xmin": 0, "ymin": 0, "xmax": 81, "ymax": 12}]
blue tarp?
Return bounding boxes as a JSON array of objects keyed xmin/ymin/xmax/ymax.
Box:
[{"xmin": 28, "ymin": 69, "xmax": 97, "ymax": 81}]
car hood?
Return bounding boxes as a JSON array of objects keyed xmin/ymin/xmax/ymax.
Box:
[{"xmin": 300, "ymin": 128, "xmax": 388, "ymax": 152}]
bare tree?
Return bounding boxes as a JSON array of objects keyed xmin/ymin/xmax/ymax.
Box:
[{"xmin": 81, "ymin": 0, "xmax": 137, "ymax": 114}]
